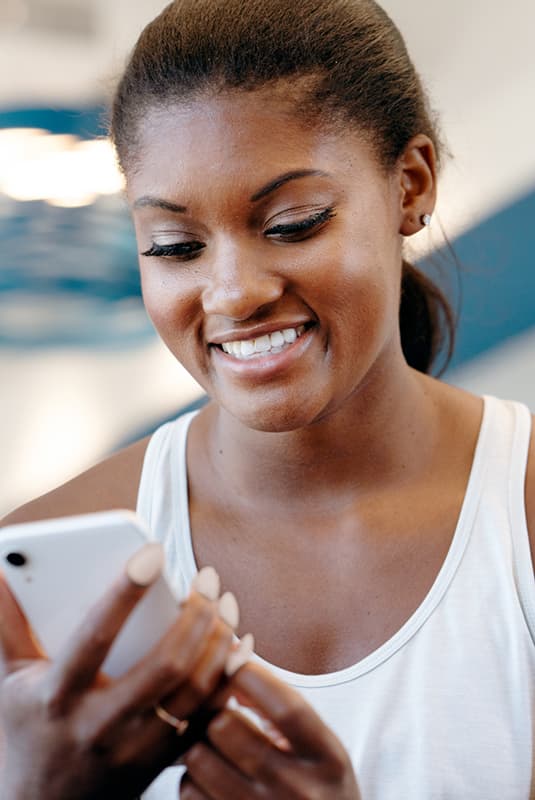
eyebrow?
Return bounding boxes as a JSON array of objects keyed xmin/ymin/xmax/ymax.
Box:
[
  {"xmin": 250, "ymin": 169, "xmax": 331, "ymax": 202},
  {"xmin": 132, "ymin": 197, "xmax": 188, "ymax": 213},
  {"xmin": 132, "ymin": 169, "xmax": 331, "ymax": 212}
]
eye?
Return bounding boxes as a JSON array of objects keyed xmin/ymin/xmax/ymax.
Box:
[
  {"xmin": 140, "ymin": 241, "xmax": 206, "ymax": 260},
  {"xmin": 264, "ymin": 207, "xmax": 336, "ymax": 241}
]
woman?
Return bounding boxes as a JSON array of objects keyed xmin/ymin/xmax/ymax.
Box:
[{"xmin": 1, "ymin": 0, "xmax": 534, "ymax": 797}]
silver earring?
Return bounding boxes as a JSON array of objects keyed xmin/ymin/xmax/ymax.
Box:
[{"xmin": 421, "ymin": 213, "xmax": 432, "ymax": 227}]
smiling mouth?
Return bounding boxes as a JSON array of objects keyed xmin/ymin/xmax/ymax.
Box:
[{"xmin": 215, "ymin": 324, "xmax": 310, "ymax": 360}]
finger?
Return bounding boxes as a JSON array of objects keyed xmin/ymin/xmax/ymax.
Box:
[
  {"xmin": 47, "ymin": 543, "xmax": 164, "ymax": 697},
  {"xmin": 159, "ymin": 612, "xmax": 233, "ymax": 721},
  {"xmin": 204, "ymin": 636, "xmax": 257, "ymax": 713},
  {"xmin": 0, "ymin": 570, "xmax": 43, "ymax": 674},
  {"xmin": 100, "ymin": 602, "xmax": 232, "ymax": 763},
  {"xmin": 180, "ymin": 775, "xmax": 211, "ymax": 800},
  {"xmin": 231, "ymin": 661, "xmax": 346, "ymax": 761},
  {"xmin": 184, "ymin": 742, "xmax": 260, "ymax": 800},
  {"xmin": 111, "ymin": 591, "xmax": 220, "ymax": 713},
  {"xmin": 207, "ymin": 707, "xmax": 286, "ymax": 781},
  {"xmin": 109, "ymin": 700, "xmax": 218, "ymax": 771},
  {"xmin": 221, "ymin": 690, "xmax": 292, "ymax": 750}
]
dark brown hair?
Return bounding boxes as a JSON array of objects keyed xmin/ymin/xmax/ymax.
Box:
[{"xmin": 111, "ymin": 0, "xmax": 455, "ymax": 373}]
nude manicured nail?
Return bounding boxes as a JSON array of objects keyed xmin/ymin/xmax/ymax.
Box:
[
  {"xmin": 264, "ymin": 723, "xmax": 292, "ymax": 752},
  {"xmin": 192, "ymin": 566, "xmax": 221, "ymax": 601},
  {"xmin": 126, "ymin": 543, "xmax": 164, "ymax": 587},
  {"xmin": 218, "ymin": 591, "xmax": 240, "ymax": 629},
  {"xmin": 225, "ymin": 633, "xmax": 255, "ymax": 677}
]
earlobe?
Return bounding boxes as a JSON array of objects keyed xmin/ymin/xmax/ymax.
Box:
[{"xmin": 398, "ymin": 134, "xmax": 437, "ymax": 237}]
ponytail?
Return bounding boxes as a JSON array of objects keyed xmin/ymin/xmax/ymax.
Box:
[{"xmin": 400, "ymin": 261, "xmax": 455, "ymax": 375}]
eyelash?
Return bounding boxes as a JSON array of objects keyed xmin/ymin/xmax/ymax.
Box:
[
  {"xmin": 141, "ymin": 241, "xmax": 205, "ymax": 259},
  {"xmin": 264, "ymin": 207, "xmax": 336, "ymax": 238},
  {"xmin": 140, "ymin": 207, "xmax": 336, "ymax": 260}
]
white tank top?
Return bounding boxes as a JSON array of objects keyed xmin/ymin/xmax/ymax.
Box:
[{"xmin": 139, "ymin": 394, "xmax": 535, "ymax": 799}]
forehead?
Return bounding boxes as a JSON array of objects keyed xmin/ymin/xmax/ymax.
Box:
[{"xmin": 126, "ymin": 89, "xmax": 380, "ymax": 203}]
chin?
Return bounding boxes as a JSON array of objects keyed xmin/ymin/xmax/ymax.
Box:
[{"xmin": 219, "ymin": 391, "xmax": 331, "ymax": 433}]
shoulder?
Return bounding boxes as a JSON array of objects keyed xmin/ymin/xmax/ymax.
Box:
[
  {"xmin": 0, "ymin": 435, "xmax": 151, "ymax": 528},
  {"xmin": 525, "ymin": 416, "xmax": 535, "ymax": 572}
]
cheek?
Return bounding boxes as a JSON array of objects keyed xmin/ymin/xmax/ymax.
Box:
[
  {"xmin": 141, "ymin": 285, "xmax": 176, "ymax": 352},
  {"xmin": 312, "ymin": 238, "xmax": 402, "ymax": 380},
  {"xmin": 333, "ymin": 272, "xmax": 398, "ymax": 369},
  {"xmin": 140, "ymin": 267, "xmax": 198, "ymax": 351},
  {"xmin": 315, "ymin": 234, "xmax": 400, "ymax": 328},
  {"xmin": 141, "ymin": 274, "xmax": 212, "ymax": 389}
]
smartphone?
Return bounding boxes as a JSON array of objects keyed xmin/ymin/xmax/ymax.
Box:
[{"xmin": 0, "ymin": 510, "xmax": 179, "ymax": 678}]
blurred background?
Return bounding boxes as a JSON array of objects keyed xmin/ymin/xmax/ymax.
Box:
[{"xmin": 1, "ymin": 0, "xmax": 534, "ymax": 517}]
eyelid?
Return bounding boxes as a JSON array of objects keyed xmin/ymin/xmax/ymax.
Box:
[
  {"xmin": 139, "ymin": 207, "xmax": 336, "ymax": 257},
  {"xmin": 140, "ymin": 241, "xmax": 205, "ymax": 258},
  {"xmin": 264, "ymin": 207, "xmax": 336, "ymax": 236}
]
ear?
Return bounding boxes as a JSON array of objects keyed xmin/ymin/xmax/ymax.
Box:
[{"xmin": 398, "ymin": 134, "xmax": 437, "ymax": 237}]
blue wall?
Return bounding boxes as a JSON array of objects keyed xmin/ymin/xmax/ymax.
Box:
[{"xmin": 424, "ymin": 187, "xmax": 535, "ymax": 371}]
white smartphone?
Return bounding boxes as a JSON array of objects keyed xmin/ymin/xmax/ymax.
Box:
[{"xmin": 0, "ymin": 510, "xmax": 179, "ymax": 678}]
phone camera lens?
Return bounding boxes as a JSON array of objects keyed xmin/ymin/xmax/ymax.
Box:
[{"xmin": 5, "ymin": 552, "xmax": 27, "ymax": 567}]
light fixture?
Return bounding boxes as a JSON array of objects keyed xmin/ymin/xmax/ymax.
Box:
[{"xmin": 0, "ymin": 128, "xmax": 124, "ymax": 207}]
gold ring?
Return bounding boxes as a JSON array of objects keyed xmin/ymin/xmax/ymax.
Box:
[{"xmin": 154, "ymin": 703, "xmax": 190, "ymax": 735}]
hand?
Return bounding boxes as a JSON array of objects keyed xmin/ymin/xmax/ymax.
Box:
[
  {"xmin": 182, "ymin": 661, "xmax": 361, "ymax": 799},
  {"xmin": 0, "ymin": 547, "xmax": 236, "ymax": 800}
]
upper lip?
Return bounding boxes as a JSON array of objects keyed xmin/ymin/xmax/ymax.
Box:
[{"xmin": 208, "ymin": 320, "xmax": 313, "ymax": 346}]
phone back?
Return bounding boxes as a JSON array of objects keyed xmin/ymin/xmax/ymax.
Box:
[{"xmin": 0, "ymin": 511, "xmax": 179, "ymax": 678}]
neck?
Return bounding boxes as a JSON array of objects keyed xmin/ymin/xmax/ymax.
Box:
[{"xmin": 198, "ymin": 358, "xmax": 442, "ymax": 514}]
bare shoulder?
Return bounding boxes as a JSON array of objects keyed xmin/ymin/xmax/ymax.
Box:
[
  {"xmin": 0, "ymin": 436, "xmax": 151, "ymax": 528},
  {"xmin": 525, "ymin": 417, "xmax": 535, "ymax": 571}
]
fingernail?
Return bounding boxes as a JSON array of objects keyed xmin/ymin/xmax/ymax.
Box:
[
  {"xmin": 225, "ymin": 633, "xmax": 255, "ymax": 677},
  {"xmin": 191, "ymin": 566, "xmax": 220, "ymax": 601},
  {"xmin": 265, "ymin": 723, "xmax": 292, "ymax": 752},
  {"xmin": 126, "ymin": 543, "xmax": 164, "ymax": 587},
  {"xmin": 218, "ymin": 591, "xmax": 240, "ymax": 629}
]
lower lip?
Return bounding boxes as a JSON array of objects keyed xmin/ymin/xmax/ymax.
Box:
[{"xmin": 211, "ymin": 327, "xmax": 316, "ymax": 380}]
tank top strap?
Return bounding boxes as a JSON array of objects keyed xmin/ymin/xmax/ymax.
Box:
[
  {"xmin": 136, "ymin": 419, "xmax": 173, "ymax": 531},
  {"xmin": 506, "ymin": 398, "xmax": 535, "ymax": 640},
  {"xmin": 136, "ymin": 410, "xmax": 199, "ymax": 600},
  {"xmin": 480, "ymin": 395, "xmax": 535, "ymax": 640}
]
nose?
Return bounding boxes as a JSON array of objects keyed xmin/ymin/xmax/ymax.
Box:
[{"xmin": 201, "ymin": 240, "xmax": 285, "ymax": 320}]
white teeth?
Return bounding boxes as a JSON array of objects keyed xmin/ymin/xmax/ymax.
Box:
[
  {"xmin": 282, "ymin": 328, "xmax": 297, "ymax": 343},
  {"xmin": 241, "ymin": 340, "xmax": 255, "ymax": 357},
  {"xmin": 255, "ymin": 334, "xmax": 272, "ymax": 352},
  {"xmin": 220, "ymin": 325, "xmax": 307, "ymax": 360}
]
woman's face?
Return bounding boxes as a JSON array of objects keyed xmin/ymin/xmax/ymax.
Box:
[{"xmin": 128, "ymin": 89, "xmax": 407, "ymax": 432}]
